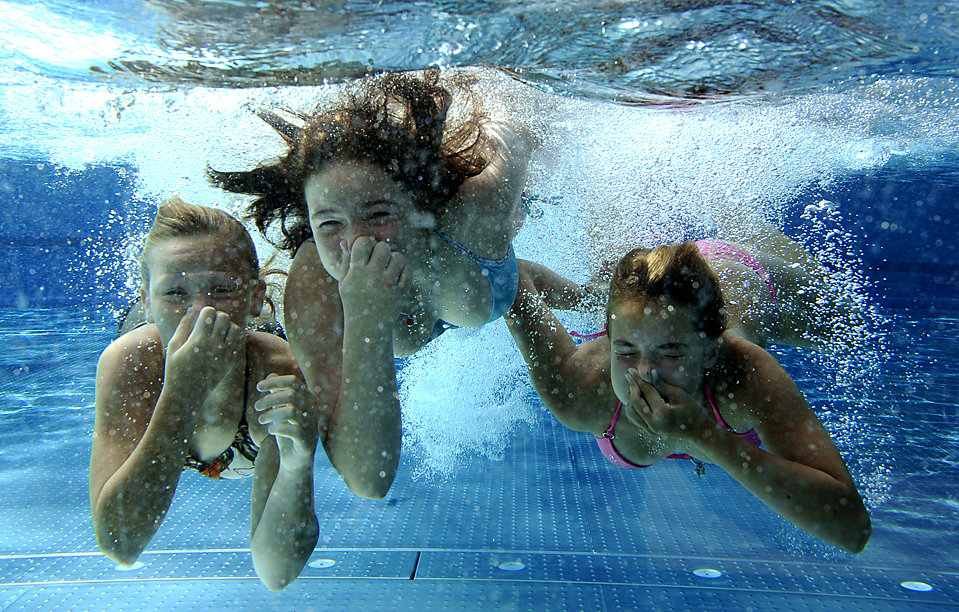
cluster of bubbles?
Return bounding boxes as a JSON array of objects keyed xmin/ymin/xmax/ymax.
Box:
[{"xmin": 2, "ymin": 71, "xmax": 953, "ymax": 490}]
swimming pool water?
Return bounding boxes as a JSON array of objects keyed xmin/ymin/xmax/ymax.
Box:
[{"xmin": 0, "ymin": 2, "xmax": 957, "ymax": 608}]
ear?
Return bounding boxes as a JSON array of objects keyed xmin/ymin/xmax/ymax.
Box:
[
  {"xmin": 140, "ymin": 286, "xmax": 154, "ymax": 324},
  {"xmin": 250, "ymin": 278, "xmax": 267, "ymax": 319},
  {"xmin": 703, "ymin": 337, "xmax": 721, "ymax": 369}
]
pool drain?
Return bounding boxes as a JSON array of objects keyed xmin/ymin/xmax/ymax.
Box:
[
  {"xmin": 900, "ymin": 581, "xmax": 933, "ymax": 592},
  {"xmin": 497, "ymin": 561, "xmax": 525, "ymax": 571},
  {"xmin": 692, "ymin": 568, "xmax": 722, "ymax": 578}
]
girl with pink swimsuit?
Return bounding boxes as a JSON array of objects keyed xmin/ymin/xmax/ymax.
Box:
[{"xmin": 506, "ymin": 241, "xmax": 871, "ymax": 553}]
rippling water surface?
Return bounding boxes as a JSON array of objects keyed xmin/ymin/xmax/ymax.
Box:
[{"xmin": 0, "ymin": 0, "xmax": 956, "ymax": 97}]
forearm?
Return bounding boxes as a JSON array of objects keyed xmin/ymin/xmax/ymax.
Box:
[
  {"xmin": 250, "ymin": 463, "xmax": 319, "ymax": 591},
  {"xmin": 327, "ymin": 324, "xmax": 402, "ymax": 499},
  {"xmin": 692, "ymin": 431, "xmax": 871, "ymax": 552},
  {"xmin": 93, "ymin": 393, "xmax": 197, "ymax": 564}
]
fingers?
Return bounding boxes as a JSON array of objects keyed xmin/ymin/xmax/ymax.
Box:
[
  {"xmin": 348, "ymin": 236, "xmax": 377, "ymax": 267},
  {"xmin": 168, "ymin": 305, "xmax": 199, "ymax": 352},
  {"xmin": 335, "ymin": 240, "xmax": 351, "ymax": 280},
  {"xmin": 255, "ymin": 373, "xmax": 305, "ymax": 396},
  {"xmin": 384, "ymin": 249, "xmax": 407, "ymax": 285},
  {"xmin": 254, "ymin": 388, "xmax": 311, "ymax": 416},
  {"xmin": 630, "ymin": 369, "xmax": 668, "ymax": 411}
]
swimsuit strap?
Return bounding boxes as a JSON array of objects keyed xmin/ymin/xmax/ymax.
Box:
[
  {"xmin": 433, "ymin": 228, "xmax": 513, "ymax": 268},
  {"xmin": 605, "ymin": 402, "xmax": 623, "ymax": 437},
  {"xmin": 704, "ymin": 379, "xmax": 762, "ymax": 445},
  {"xmin": 703, "ymin": 380, "xmax": 732, "ymax": 429},
  {"xmin": 570, "ymin": 328, "xmax": 608, "ymax": 339}
]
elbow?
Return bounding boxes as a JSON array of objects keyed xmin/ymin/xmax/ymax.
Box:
[
  {"xmin": 256, "ymin": 564, "xmax": 308, "ymax": 592},
  {"xmin": 344, "ymin": 474, "xmax": 394, "ymax": 500},
  {"xmin": 253, "ymin": 527, "xmax": 319, "ymax": 592},
  {"xmin": 95, "ymin": 528, "xmax": 145, "ymax": 567},
  {"xmin": 824, "ymin": 503, "xmax": 871, "ymax": 554},
  {"xmin": 843, "ymin": 509, "xmax": 872, "ymax": 554}
]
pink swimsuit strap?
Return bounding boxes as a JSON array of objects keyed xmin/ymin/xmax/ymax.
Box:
[{"xmin": 695, "ymin": 239, "xmax": 777, "ymax": 305}]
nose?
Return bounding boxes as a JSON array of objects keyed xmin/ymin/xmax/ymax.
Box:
[
  {"xmin": 345, "ymin": 224, "xmax": 392, "ymax": 250},
  {"xmin": 190, "ymin": 293, "xmax": 216, "ymax": 311},
  {"xmin": 635, "ymin": 355, "xmax": 655, "ymax": 382}
]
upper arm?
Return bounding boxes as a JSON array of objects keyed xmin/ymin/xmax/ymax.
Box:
[
  {"xmin": 444, "ymin": 121, "xmax": 534, "ymax": 253},
  {"xmin": 283, "ymin": 243, "xmax": 344, "ymax": 438},
  {"xmin": 506, "ymin": 268, "xmax": 612, "ymax": 433},
  {"xmin": 740, "ymin": 345, "xmax": 855, "ymax": 485},
  {"xmin": 90, "ymin": 336, "xmax": 161, "ymax": 506}
]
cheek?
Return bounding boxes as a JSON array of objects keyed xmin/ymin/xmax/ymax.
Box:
[{"xmin": 610, "ymin": 361, "xmax": 630, "ymax": 402}]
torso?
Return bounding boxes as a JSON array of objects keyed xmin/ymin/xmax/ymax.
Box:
[{"xmin": 119, "ymin": 325, "xmax": 298, "ymax": 464}]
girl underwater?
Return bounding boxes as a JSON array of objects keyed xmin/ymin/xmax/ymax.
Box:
[
  {"xmin": 507, "ymin": 240, "xmax": 872, "ymax": 553},
  {"xmin": 211, "ymin": 69, "xmax": 536, "ymax": 499},
  {"xmin": 90, "ymin": 199, "xmax": 320, "ymax": 590}
]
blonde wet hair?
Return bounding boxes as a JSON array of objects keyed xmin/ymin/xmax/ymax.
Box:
[
  {"xmin": 139, "ymin": 196, "xmax": 282, "ymax": 321},
  {"xmin": 607, "ymin": 241, "xmax": 726, "ymax": 339}
]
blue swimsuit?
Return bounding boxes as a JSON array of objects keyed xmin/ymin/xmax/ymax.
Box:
[{"xmin": 431, "ymin": 229, "xmax": 519, "ymax": 336}]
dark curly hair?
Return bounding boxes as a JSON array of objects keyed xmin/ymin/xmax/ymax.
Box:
[
  {"xmin": 209, "ymin": 69, "xmax": 491, "ymax": 253},
  {"xmin": 607, "ymin": 241, "xmax": 726, "ymax": 338}
]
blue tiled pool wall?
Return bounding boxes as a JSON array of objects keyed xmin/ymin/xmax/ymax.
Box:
[
  {"xmin": 1, "ymin": 309, "xmax": 957, "ymax": 611},
  {"xmin": 1, "ymin": 159, "xmax": 956, "ymax": 314}
]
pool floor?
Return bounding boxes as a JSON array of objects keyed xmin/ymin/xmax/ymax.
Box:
[{"xmin": 0, "ymin": 310, "xmax": 956, "ymax": 611}]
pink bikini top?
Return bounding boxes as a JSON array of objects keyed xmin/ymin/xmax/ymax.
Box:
[
  {"xmin": 694, "ymin": 239, "xmax": 777, "ymax": 305},
  {"xmin": 595, "ymin": 381, "xmax": 762, "ymax": 469}
]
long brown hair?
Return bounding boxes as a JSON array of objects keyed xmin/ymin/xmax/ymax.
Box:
[
  {"xmin": 210, "ymin": 69, "xmax": 491, "ymax": 253},
  {"xmin": 607, "ymin": 241, "xmax": 726, "ymax": 338}
]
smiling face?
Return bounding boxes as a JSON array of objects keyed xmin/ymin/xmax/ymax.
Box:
[
  {"xmin": 304, "ymin": 158, "xmax": 433, "ymax": 281},
  {"xmin": 140, "ymin": 234, "xmax": 265, "ymax": 348},
  {"xmin": 608, "ymin": 299, "xmax": 720, "ymax": 407}
]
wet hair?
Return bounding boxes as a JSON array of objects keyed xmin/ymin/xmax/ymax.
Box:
[
  {"xmin": 607, "ymin": 241, "xmax": 725, "ymax": 338},
  {"xmin": 139, "ymin": 196, "xmax": 259, "ymax": 285},
  {"xmin": 209, "ymin": 69, "xmax": 491, "ymax": 253}
]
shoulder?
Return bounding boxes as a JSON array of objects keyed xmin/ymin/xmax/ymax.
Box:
[
  {"xmin": 718, "ymin": 334, "xmax": 785, "ymax": 379},
  {"xmin": 246, "ymin": 331, "xmax": 300, "ymax": 379},
  {"xmin": 555, "ymin": 338, "xmax": 618, "ymax": 434},
  {"xmin": 97, "ymin": 325, "xmax": 163, "ymax": 380},
  {"xmin": 713, "ymin": 333, "xmax": 805, "ymax": 424}
]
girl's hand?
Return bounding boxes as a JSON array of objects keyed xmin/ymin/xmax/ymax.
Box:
[
  {"xmin": 164, "ymin": 305, "xmax": 244, "ymax": 399},
  {"xmin": 336, "ymin": 236, "xmax": 412, "ymax": 326},
  {"xmin": 254, "ymin": 374, "xmax": 322, "ymax": 472},
  {"xmin": 622, "ymin": 369, "xmax": 715, "ymax": 442}
]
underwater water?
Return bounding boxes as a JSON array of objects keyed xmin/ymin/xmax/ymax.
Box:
[{"xmin": 0, "ymin": 1, "xmax": 958, "ymax": 610}]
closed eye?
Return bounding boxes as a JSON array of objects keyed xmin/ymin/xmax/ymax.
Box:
[
  {"xmin": 316, "ymin": 220, "xmax": 343, "ymax": 234},
  {"xmin": 161, "ymin": 289, "xmax": 187, "ymax": 302}
]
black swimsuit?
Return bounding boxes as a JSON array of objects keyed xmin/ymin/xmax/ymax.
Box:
[
  {"xmin": 183, "ymin": 356, "xmax": 260, "ymax": 480},
  {"xmin": 116, "ymin": 299, "xmax": 271, "ymax": 480}
]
